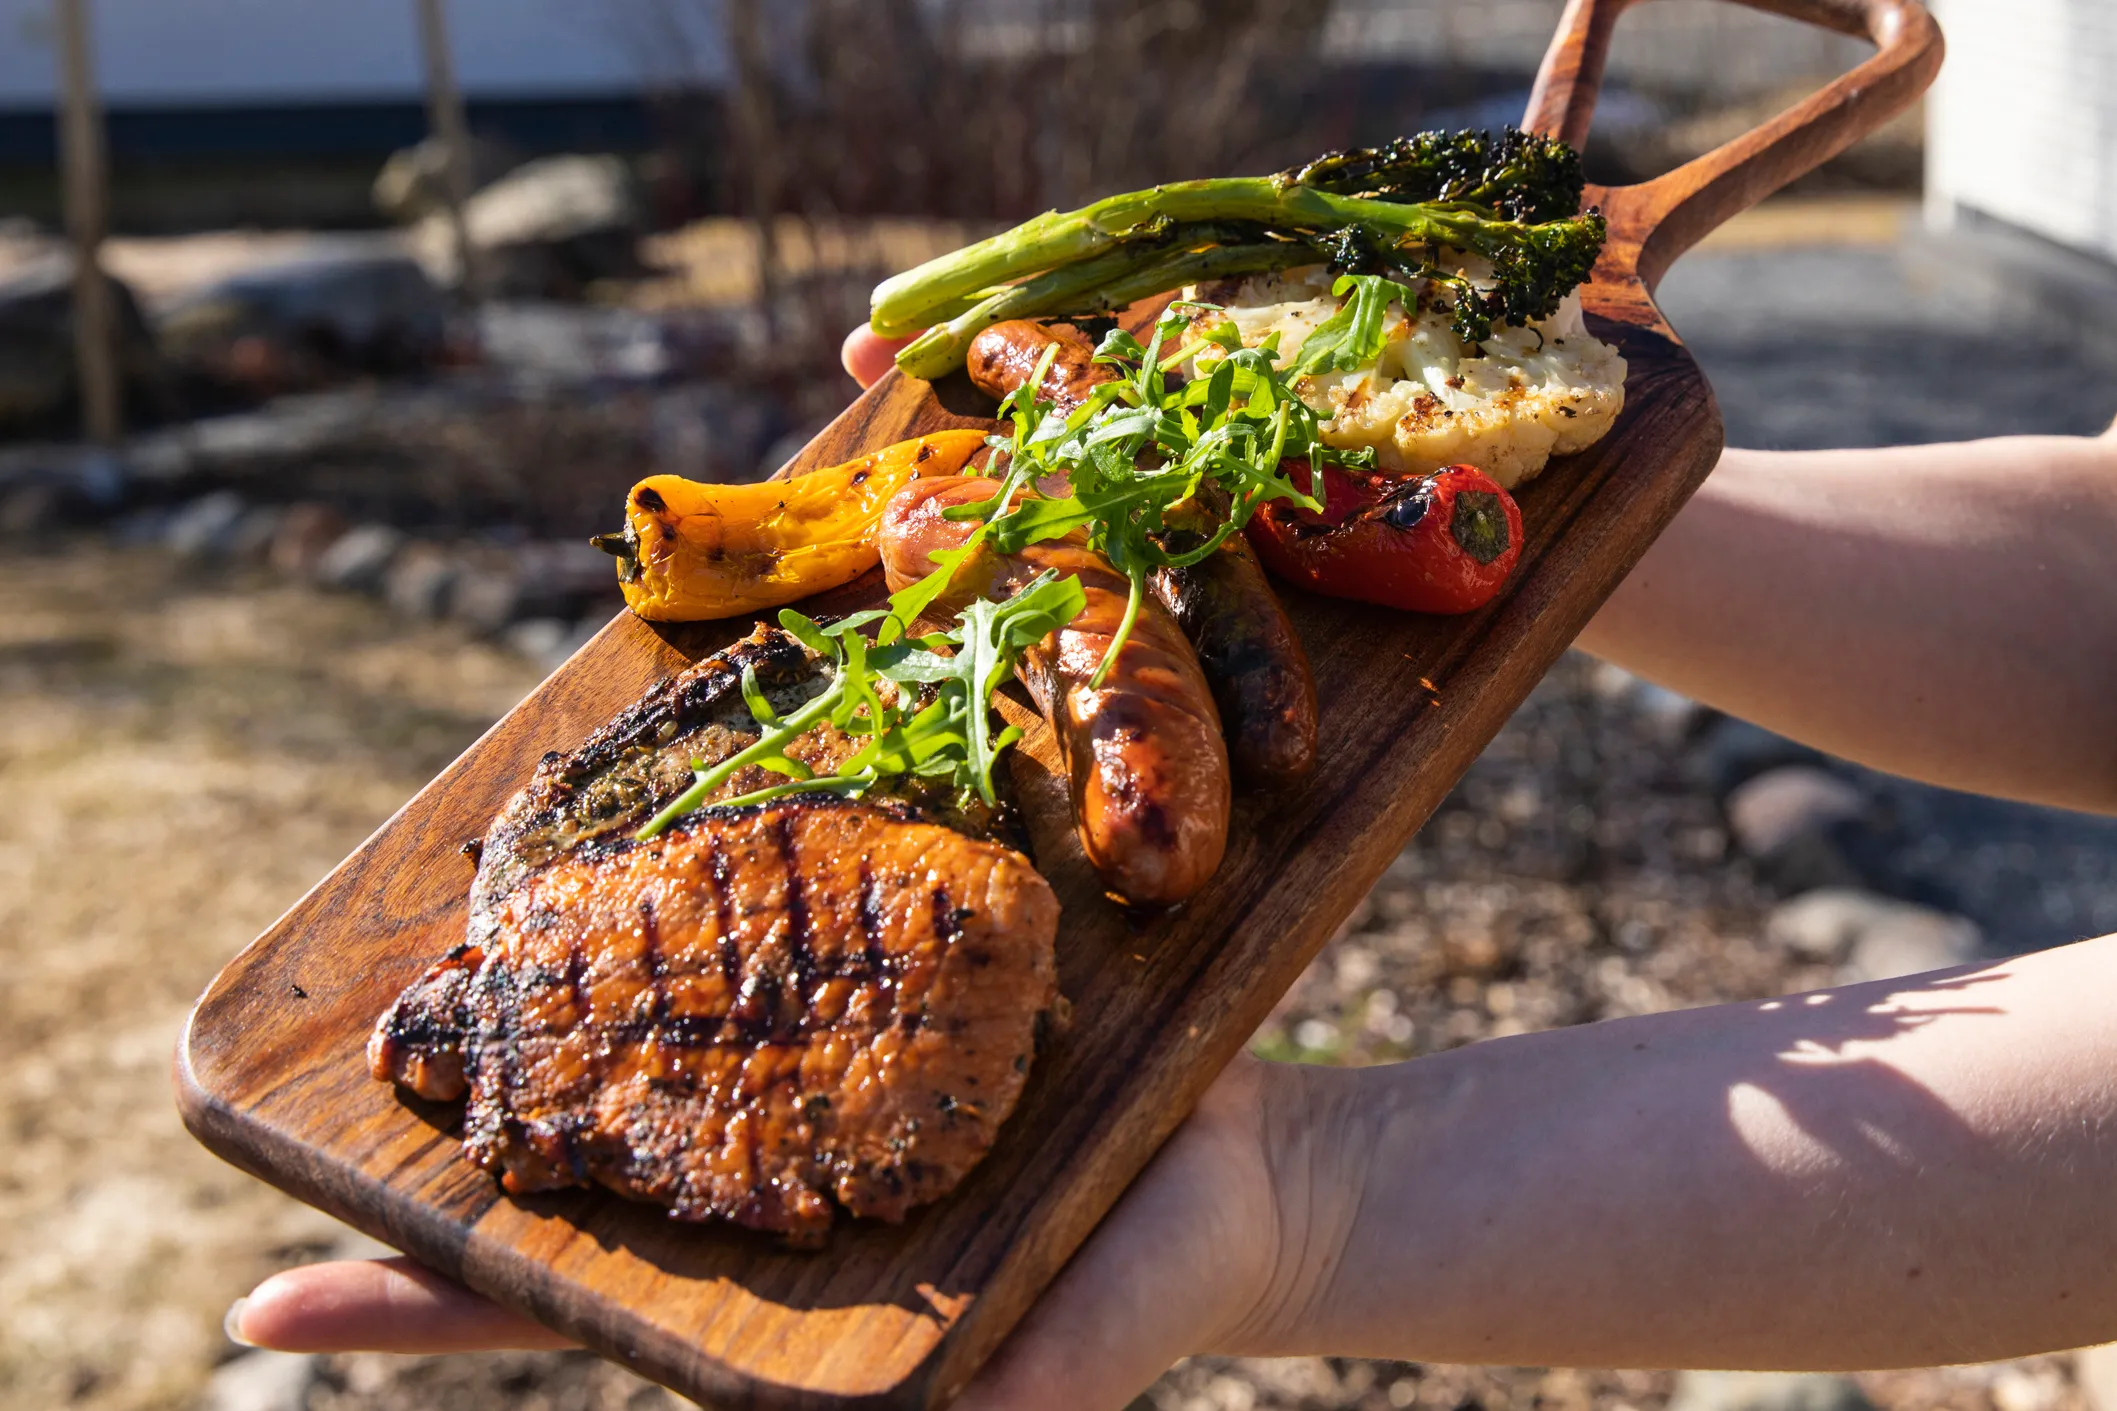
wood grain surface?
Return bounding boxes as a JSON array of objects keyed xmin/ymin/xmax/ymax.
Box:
[{"xmin": 177, "ymin": 3, "xmax": 1939, "ymax": 1406}]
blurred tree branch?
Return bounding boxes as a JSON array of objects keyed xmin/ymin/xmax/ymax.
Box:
[{"xmin": 611, "ymin": 0, "xmax": 1335, "ymax": 409}]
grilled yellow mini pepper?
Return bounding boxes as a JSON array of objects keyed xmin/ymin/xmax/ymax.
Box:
[{"xmin": 595, "ymin": 429, "xmax": 989, "ymax": 621}]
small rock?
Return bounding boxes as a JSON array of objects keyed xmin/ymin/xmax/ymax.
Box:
[
  {"xmin": 224, "ymin": 505, "xmax": 285, "ymax": 562},
  {"xmin": 520, "ymin": 539, "xmax": 622, "ymax": 598},
  {"xmin": 371, "ymin": 133, "xmax": 518, "ymax": 223},
  {"xmin": 1766, "ymin": 888, "xmax": 1902, "ymax": 961},
  {"xmin": 2077, "ymin": 1343, "xmax": 2117, "ymax": 1411},
  {"xmin": 1666, "ymin": 1371, "xmax": 1873, "ymax": 1411},
  {"xmin": 503, "ymin": 616, "xmax": 569, "ymax": 663},
  {"xmin": 460, "ymin": 539, "xmax": 625, "ymax": 626},
  {"xmin": 383, "ymin": 543, "xmax": 459, "ymax": 619},
  {"xmin": 1624, "ymin": 676, "xmax": 1703, "ymax": 741},
  {"xmin": 165, "ymin": 492, "xmax": 248, "ymax": 559},
  {"xmin": 157, "ymin": 241, "xmax": 446, "ymax": 391},
  {"xmin": 505, "ymin": 615, "xmax": 602, "ymax": 671},
  {"xmin": 449, "ymin": 568, "xmax": 524, "ymax": 633},
  {"xmin": 314, "ymin": 524, "xmax": 406, "ymax": 593},
  {"xmin": 445, "ymin": 153, "xmax": 644, "ymax": 296},
  {"xmin": 1687, "ymin": 715, "xmax": 1826, "ymax": 798},
  {"xmin": 1992, "ymin": 1366, "xmax": 2067, "ymax": 1411},
  {"xmin": 1847, "ymin": 905, "xmax": 1983, "ymax": 981},
  {"xmin": 0, "ymin": 251, "xmax": 172, "ymax": 436},
  {"xmin": 558, "ymin": 615, "xmax": 605, "ymax": 659},
  {"xmin": 1727, "ymin": 766, "xmax": 1868, "ymax": 858},
  {"xmin": 1766, "ymin": 888, "xmax": 1983, "ymax": 978},
  {"xmin": 267, "ymin": 502, "xmax": 347, "ymax": 578},
  {"xmin": 196, "ymin": 1349, "xmax": 316, "ymax": 1411}
]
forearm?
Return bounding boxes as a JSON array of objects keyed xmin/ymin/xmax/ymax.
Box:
[
  {"xmin": 1242, "ymin": 934, "xmax": 2117, "ymax": 1370},
  {"xmin": 1576, "ymin": 437, "xmax": 2117, "ymax": 814}
]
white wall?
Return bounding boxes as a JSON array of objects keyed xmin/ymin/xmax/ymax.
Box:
[
  {"xmin": 0, "ymin": 0, "xmax": 704, "ymax": 106},
  {"xmin": 1926, "ymin": 0, "xmax": 2117, "ymax": 262}
]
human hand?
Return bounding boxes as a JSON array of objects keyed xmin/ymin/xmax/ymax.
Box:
[
  {"xmin": 227, "ymin": 1055, "xmax": 1356, "ymax": 1409},
  {"xmin": 842, "ymin": 325, "xmax": 911, "ymax": 389}
]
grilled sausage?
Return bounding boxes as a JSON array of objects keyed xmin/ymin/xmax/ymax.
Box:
[
  {"xmin": 881, "ymin": 475, "xmax": 1231, "ymax": 908},
  {"xmin": 966, "ymin": 319, "xmax": 1318, "ymax": 787},
  {"xmin": 968, "ymin": 318, "xmax": 1112, "ymax": 415},
  {"xmin": 1153, "ymin": 493, "xmax": 1320, "ymax": 789}
]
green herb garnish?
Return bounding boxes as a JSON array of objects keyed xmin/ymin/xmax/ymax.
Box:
[
  {"xmin": 914, "ymin": 299, "xmax": 1375, "ymax": 688},
  {"xmin": 638, "ymin": 288, "xmax": 1397, "ymax": 838},
  {"xmin": 633, "ymin": 570, "xmax": 1086, "ymax": 840},
  {"xmin": 1287, "ymin": 273, "xmax": 1419, "ymax": 378}
]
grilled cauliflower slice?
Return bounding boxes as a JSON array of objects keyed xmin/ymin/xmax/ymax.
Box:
[{"xmin": 1185, "ymin": 265, "xmax": 1625, "ymax": 490}]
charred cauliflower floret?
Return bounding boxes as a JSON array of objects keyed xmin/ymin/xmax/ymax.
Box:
[{"xmin": 1186, "ymin": 264, "xmax": 1625, "ymax": 490}]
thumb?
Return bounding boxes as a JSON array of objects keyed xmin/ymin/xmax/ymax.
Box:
[{"xmin": 842, "ymin": 325, "xmax": 914, "ymax": 389}]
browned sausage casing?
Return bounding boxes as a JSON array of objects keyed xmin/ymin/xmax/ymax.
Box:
[
  {"xmin": 967, "ymin": 318, "xmax": 1112, "ymax": 417},
  {"xmin": 966, "ymin": 319, "xmax": 1319, "ymax": 787},
  {"xmin": 1152, "ymin": 497, "xmax": 1319, "ymax": 789},
  {"xmin": 880, "ymin": 475, "xmax": 1231, "ymax": 908}
]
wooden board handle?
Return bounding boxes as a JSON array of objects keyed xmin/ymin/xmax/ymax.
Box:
[{"xmin": 1524, "ymin": 0, "xmax": 1943, "ymax": 290}]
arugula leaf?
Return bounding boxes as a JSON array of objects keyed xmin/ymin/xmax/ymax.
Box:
[
  {"xmin": 634, "ymin": 571, "xmax": 1088, "ymax": 836},
  {"xmin": 1287, "ymin": 273, "xmax": 1417, "ymax": 378}
]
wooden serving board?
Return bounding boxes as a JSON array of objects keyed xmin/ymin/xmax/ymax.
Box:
[{"xmin": 178, "ymin": 3, "xmax": 1938, "ymax": 1406}]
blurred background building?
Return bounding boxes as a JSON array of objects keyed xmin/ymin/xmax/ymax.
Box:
[{"xmin": 1924, "ymin": 0, "xmax": 2117, "ymax": 264}]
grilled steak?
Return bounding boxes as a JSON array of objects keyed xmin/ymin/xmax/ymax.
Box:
[{"xmin": 371, "ymin": 626, "xmax": 1063, "ymax": 1243}]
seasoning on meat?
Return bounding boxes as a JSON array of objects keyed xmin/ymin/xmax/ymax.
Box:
[{"xmin": 370, "ymin": 627, "xmax": 1062, "ymax": 1243}]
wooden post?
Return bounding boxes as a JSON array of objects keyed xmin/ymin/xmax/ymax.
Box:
[
  {"xmin": 726, "ymin": 0, "xmax": 779, "ymax": 336},
  {"xmin": 54, "ymin": 0, "xmax": 121, "ymax": 446},
  {"xmin": 415, "ymin": 0, "xmax": 480, "ymax": 300}
]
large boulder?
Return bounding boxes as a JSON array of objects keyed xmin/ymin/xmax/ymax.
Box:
[
  {"xmin": 156, "ymin": 240, "xmax": 447, "ymax": 392},
  {"xmin": 0, "ymin": 251, "xmax": 171, "ymax": 438},
  {"xmin": 418, "ymin": 154, "xmax": 646, "ymax": 298},
  {"xmin": 371, "ymin": 134, "xmax": 520, "ymax": 224}
]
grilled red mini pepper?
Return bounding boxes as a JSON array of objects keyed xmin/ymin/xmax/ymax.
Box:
[{"xmin": 1247, "ymin": 462, "xmax": 1523, "ymax": 614}]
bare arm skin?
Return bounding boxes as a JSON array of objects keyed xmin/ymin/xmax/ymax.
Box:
[
  {"xmin": 1244, "ymin": 934, "xmax": 2117, "ymax": 1373},
  {"xmin": 1577, "ymin": 433, "xmax": 2117, "ymax": 815}
]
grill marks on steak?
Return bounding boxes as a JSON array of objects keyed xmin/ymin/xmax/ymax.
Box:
[{"xmin": 370, "ymin": 626, "xmax": 1062, "ymax": 1242}]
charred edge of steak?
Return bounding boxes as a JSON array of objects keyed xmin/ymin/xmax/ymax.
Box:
[
  {"xmin": 367, "ymin": 942, "xmax": 484, "ymax": 1101},
  {"xmin": 550, "ymin": 628, "xmax": 819, "ymax": 788},
  {"xmin": 471, "ymin": 625, "xmax": 1029, "ymax": 934}
]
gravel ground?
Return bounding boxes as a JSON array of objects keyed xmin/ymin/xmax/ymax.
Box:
[{"xmin": 3, "ymin": 210, "xmax": 2115, "ymax": 1411}]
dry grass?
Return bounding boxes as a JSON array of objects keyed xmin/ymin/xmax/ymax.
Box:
[
  {"xmin": 0, "ymin": 544, "xmax": 540, "ymax": 1411},
  {"xmin": 634, "ymin": 216, "xmax": 989, "ymax": 310}
]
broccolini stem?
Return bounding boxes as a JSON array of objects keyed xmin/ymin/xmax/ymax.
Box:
[
  {"xmin": 894, "ymin": 237, "xmax": 1325, "ymax": 381},
  {"xmin": 871, "ymin": 177, "xmax": 1520, "ymax": 334}
]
